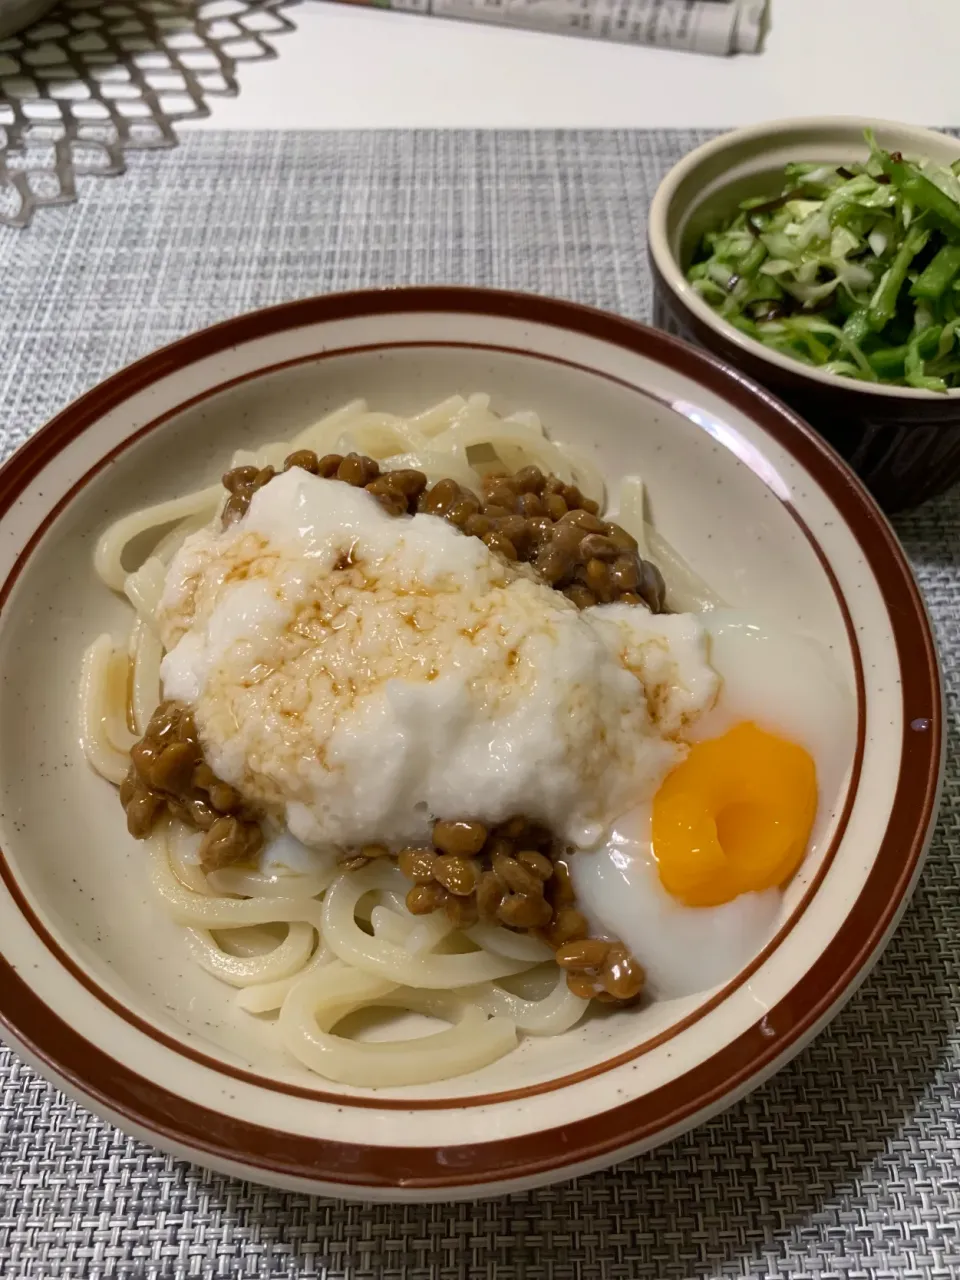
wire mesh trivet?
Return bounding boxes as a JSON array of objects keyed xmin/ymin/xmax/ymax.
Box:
[{"xmin": 0, "ymin": 0, "xmax": 298, "ymax": 227}]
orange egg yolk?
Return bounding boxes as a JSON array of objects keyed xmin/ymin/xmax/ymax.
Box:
[{"xmin": 651, "ymin": 722, "xmax": 817, "ymax": 908}]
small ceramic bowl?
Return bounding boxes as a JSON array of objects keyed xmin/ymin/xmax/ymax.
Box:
[
  {"xmin": 0, "ymin": 289, "xmax": 943, "ymax": 1201},
  {"xmin": 648, "ymin": 118, "xmax": 960, "ymax": 513}
]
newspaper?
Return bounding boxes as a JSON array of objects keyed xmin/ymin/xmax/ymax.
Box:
[{"xmin": 339, "ymin": 0, "xmax": 769, "ymax": 55}]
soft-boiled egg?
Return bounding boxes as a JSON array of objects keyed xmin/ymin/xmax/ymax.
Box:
[
  {"xmin": 570, "ymin": 611, "xmax": 855, "ymax": 998},
  {"xmin": 568, "ymin": 807, "xmax": 782, "ymax": 999}
]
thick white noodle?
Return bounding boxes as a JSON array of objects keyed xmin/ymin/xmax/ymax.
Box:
[
  {"xmin": 236, "ymin": 941, "xmax": 334, "ymax": 1013},
  {"xmin": 322, "ymin": 865, "xmax": 536, "ymax": 989},
  {"xmin": 378, "ymin": 449, "xmax": 479, "ymax": 490},
  {"xmin": 339, "ymin": 414, "xmax": 420, "ymax": 460},
  {"xmin": 167, "ymin": 824, "xmax": 210, "ymax": 895},
  {"xmin": 288, "ymin": 399, "xmax": 369, "ymax": 454},
  {"xmin": 79, "ymin": 635, "xmax": 131, "ymax": 784},
  {"xmin": 185, "ymin": 922, "xmax": 316, "ymax": 987},
  {"xmin": 616, "ymin": 477, "xmax": 651, "ymax": 560},
  {"xmin": 406, "ymin": 395, "xmax": 468, "ymax": 437},
  {"xmin": 430, "ymin": 419, "xmax": 599, "ymax": 498},
  {"xmin": 103, "ymin": 648, "xmax": 137, "ymax": 754},
  {"xmin": 464, "ymin": 923, "xmax": 554, "ymax": 963},
  {"xmin": 228, "ymin": 441, "xmax": 291, "ymax": 472},
  {"xmin": 150, "ymin": 834, "xmax": 326, "ymax": 930},
  {"xmin": 80, "ymin": 394, "xmax": 730, "ymax": 1086},
  {"xmin": 94, "ymin": 486, "xmax": 222, "ymax": 592},
  {"xmin": 152, "ymin": 513, "xmax": 216, "ymax": 567},
  {"xmin": 124, "ymin": 556, "xmax": 166, "ymax": 629},
  {"xmin": 646, "ymin": 527, "xmax": 725, "ymax": 614},
  {"xmin": 504, "ymin": 407, "xmax": 539, "ymax": 429},
  {"xmin": 214, "ymin": 926, "xmax": 285, "ymax": 956},
  {"xmin": 360, "ymin": 888, "xmax": 451, "ymax": 951},
  {"xmin": 404, "ymin": 912, "xmax": 456, "ymax": 955},
  {"xmin": 370, "ymin": 905, "xmax": 416, "ymax": 946},
  {"xmin": 206, "ymin": 867, "xmax": 336, "ymax": 900},
  {"xmin": 467, "ymin": 968, "xmax": 590, "ymax": 1035},
  {"xmin": 90, "ymin": 393, "xmax": 615, "ymax": 614},
  {"xmin": 497, "ymin": 965, "xmax": 560, "ymax": 1000},
  {"xmin": 130, "ymin": 619, "xmax": 163, "ymax": 736},
  {"xmin": 377, "ymin": 888, "xmax": 410, "ymax": 916},
  {"xmin": 278, "ymin": 394, "xmax": 606, "ymax": 503},
  {"xmin": 278, "ymin": 961, "xmax": 517, "ymax": 1087},
  {"xmin": 550, "ymin": 443, "xmax": 606, "ymax": 507},
  {"xmin": 355, "ymin": 885, "xmax": 409, "ymax": 921},
  {"xmin": 616, "ymin": 479, "xmax": 724, "ymax": 613}
]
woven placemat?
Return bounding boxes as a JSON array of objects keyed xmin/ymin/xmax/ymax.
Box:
[{"xmin": 1, "ymin": 130, "xmax": 959, "ymax": 1280}]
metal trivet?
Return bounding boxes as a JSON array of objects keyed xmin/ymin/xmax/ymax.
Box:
[{"xmin": 0, "ymin": 0, "xmax": 298, "ymax": 228}]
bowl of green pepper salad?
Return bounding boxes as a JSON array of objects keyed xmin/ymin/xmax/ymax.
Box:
[{"xmin": 648, "ymin": 119, "xmax": 960, "ymax": 511}]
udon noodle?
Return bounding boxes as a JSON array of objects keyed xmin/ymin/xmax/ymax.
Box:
[{"xmin": 80, "ymin": 394, "xmax": 720, "ymax": 1086}]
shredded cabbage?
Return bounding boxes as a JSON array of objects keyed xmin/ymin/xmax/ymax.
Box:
[{"xmin": 687, "ymin": 130, "xmax": 960, "ymax": 390}]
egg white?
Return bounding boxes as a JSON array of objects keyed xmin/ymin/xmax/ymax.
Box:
[
  {"xmin": 689, "ymin": 611, "xmax": 856, "ymax": 860},
  {"xmin": 569, "ymin": 804, "xmax": 781, "ymax": 999},
  {"xmin": 570, "ymin": 611, "xmax": 857, "ymax": 999}
]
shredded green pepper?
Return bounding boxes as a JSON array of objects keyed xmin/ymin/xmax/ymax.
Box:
[
  {"xmin": 906, "ymin": 326, "xmax": 948, "ymax": 391},
  {"xmin": 912, "ymin": 244, "xmax": 960, "ymax": 300},
  {"xmin": 880, "ymin": 153, "xmax": 960, "ymax": 236},
  {"xmin": 868, "ymin": 225, "xmax": 930, "ymax": 331},
  {"xmin": 685, "ymin": 128, "xmax": 960, "ymax": 390}
]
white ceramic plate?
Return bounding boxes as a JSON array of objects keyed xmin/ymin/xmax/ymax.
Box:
[{"xmin": 0, "ymin": 289, "xmax": 943, "ymax": 1201}]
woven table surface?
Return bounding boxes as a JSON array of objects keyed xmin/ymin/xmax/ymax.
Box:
[{"xmin": 1, "ymin": 130, "xmax": 959, "ymax": 1280}]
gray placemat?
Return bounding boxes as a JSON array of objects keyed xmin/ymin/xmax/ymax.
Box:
[{"xmin": 1, "ymin": 130, "xmax": 959, "ymax": 1280}]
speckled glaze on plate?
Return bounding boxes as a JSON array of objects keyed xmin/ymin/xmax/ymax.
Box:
[{"xmin": 0, "ymin": 288, "xmax": 943, "ymax": 1201}]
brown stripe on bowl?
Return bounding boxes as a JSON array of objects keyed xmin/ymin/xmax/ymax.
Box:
[{"xmin": 0, "ymin": 288, "xmax": 942, "ymax": 1199}]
